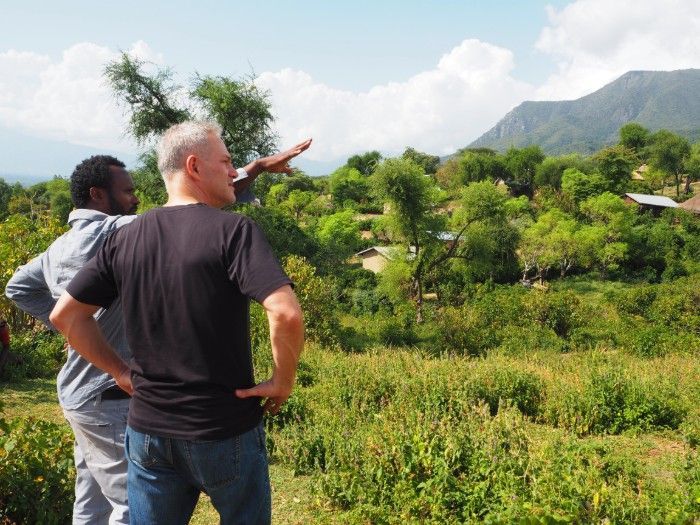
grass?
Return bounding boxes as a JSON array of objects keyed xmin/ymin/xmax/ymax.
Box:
[{"xmin": 0, "ymin": 377, "xmax": 341, "ymax": 524}]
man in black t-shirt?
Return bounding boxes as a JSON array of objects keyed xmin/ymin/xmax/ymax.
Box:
[{"xmin": 50, "ymin": 121, "xmax": 305, "ymax": 525}]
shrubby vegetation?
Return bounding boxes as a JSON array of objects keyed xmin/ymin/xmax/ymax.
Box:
[
  {"xmin": 0, "ymin": 408, "xmax": 75, "ymax": 524},
  {"xmin": 2, "ymin": 77, "xmax": 699, "ymax": 524}
]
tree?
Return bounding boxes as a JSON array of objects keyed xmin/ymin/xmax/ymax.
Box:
[
  {"xmin": 578, "ymin": 192, "xmax": 634, "ymax": 276},
  {"xmin": 683, "ymin": 142, "xmax": 700, "ymax": 194},
  {"xmin": 504, "ymin": 145, "xmax": 545, "ymax": 195},
  {"xmin": 518, "ymin": 209, "xmax": 582, "ymax": 283},
  {"xmin": 561, "ymin": 168, "xmax": 610, "ymax": 203},
  {"xmin": 104, "ymin": 53, "xmax": 190, "ymax": 144},
  {"xmin": 315, "ymin": 209, "xmax": 361, "ymax": 262},
  {"xmin": 371, "ymin": 158, "xmax": 439, "ymax": 321},
  {"xmin": 448, "ymin": 182, "xmax": 519, "ymax": 283},
  {"xmin": 281, "ymin": 190, "xmax": 315, "ymax": 220},
  {"xmin": 593, "ymin": 145, "xmax": 637, "ymax": 193},
  {"xmin": 0, "ymin": 178, "xmax": 11, "ymax": 219},
  {"xmin": 401, "ymin": 147, "xmax": 440, "ymax": 175},
  {"xmin": 106, "ymin": 53, "xmax": 279, "ymax": 183},
  {"xmin": 329, "ymin": 167, "xmax": 369, "ymax": 207},
  {"xmin": 346, "ymin": 151, "xmax": 382, "ymax": 177},
  {"xmin": 619, "ymin": 122, "xmax": 649, "ymax": 152},
  {"xmin": 191, "ymin": 75, "xmax": 276, "ymax": 167},
  {"xmin": 457, "ymin": 151, "xmax": 508, "ymax": 184},
  {"xmin": 648, "ymin": 130, "xmax": 691, "ymax": 197}
]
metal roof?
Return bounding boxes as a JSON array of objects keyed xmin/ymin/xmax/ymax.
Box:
[
  {"xmin": 624, "ymin": 193, "xmax": 678, "ymax": 208},
  {"xmin": 355, "ymin": 246, "xmax": 399, "ymax": 259}
]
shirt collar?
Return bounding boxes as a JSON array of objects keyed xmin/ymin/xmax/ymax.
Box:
[{"xmin": 67, "ymin": 208, "xmax": 111, "ymax": 226}]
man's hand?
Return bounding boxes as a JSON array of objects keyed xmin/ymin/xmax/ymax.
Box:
[
  {"xmin": 115, "ymin": 363, "xmax": 134, "ymax": 396},
  {"xmin": 235, "ymin": 285, "xmax": 303, "ymax": 415},
  {"xmin": 251, "ymin": 138, "xmax": 312, "ymax": 176},
  {"xmin": 235, "ymin": 378, "xmax": 292, "ymax": 415}
]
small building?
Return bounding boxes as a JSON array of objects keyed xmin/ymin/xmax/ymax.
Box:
[
  {"xmin": 355, "ymin": 246, "xmax": 399, "ymax": 273},
  {"xmin": 623, "ymin": 193, "xmax": 678, "ymax": 215},
  {"xmin": 679, "ymin": 194, "xmax": 700, "ymax": 215}
]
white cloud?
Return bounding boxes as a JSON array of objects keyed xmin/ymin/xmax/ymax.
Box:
[
  {"xmin": 0, "ymin": 41, "xmax": 164, "ymax": 152},
  {"xmin": 5, "ymin": 3, "xmax": 699, "ymax": 168},
  {"xmin": 535, "ymin": 0, "xmax": 700, "ymax": 100},
  {"xmin": 256, "ymin": 39, "xmax": 534, "ymax": 161}
]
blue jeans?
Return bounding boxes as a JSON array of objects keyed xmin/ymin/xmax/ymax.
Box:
[{"xmin": 124, "ymin": 423, "xmax": 271, "ymax": 525}]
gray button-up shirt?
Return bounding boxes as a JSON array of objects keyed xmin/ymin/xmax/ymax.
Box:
[{"xmin": 5, "ymin": 209, "xmax": 138, "ymax": 409}]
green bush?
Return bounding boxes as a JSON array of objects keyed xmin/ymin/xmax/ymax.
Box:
[
  {"xmin": 612, "ymin": 286, "xmax": 657, "ymax": 317},
  {"xmin": 495, "ymin": 325, "xmax": 564, "ymax": 355},
  {"xmin": 544, "ymin": 360, "xmax": 686, "ymax": 435},
  {"xmin": 623, "ymin": 324, "xmax": 674, "ymax": 358},
  {"xmin": 466, "ymin": 365, "xmax": 545, "ymax": 417},
  {"xmin": 3, "ymin": 329, "xmax": 64, "ymax": 381},
  {"xmin": 0, "ymin": 417, "xmax": 74, "ymax": 524},
  {"xmin": 523, "ymin": 290, "xmax": 583, "ymax": 339}
]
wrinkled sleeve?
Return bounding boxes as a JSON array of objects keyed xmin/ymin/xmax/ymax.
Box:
[
  {"xmin": 65, "ymin": 233, "xmax": 119, "ymax": 308},
  {"xmin": 226, "ymin": 219, "xmax": 293, "ymax": 303},
  {"xmin": 5, "ymin": 254, "xmax": 56, "ymax": 329}
]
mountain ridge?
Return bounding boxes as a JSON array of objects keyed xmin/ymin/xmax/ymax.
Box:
[{"xmin": 469, "ymin": 69, "xmax": 700, "ymax": 155}]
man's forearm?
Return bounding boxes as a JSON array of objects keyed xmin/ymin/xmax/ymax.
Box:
[
  {"xmin": 268, "ymin": 310, "xmax": 304, "ymax": 390},
  {"xmin": 63, "ymin": 316, "xmax": 128, "ymax": 379},
  {"xmin": 50, "ymin": 293, "xmax": 130, "ymax": 383}
]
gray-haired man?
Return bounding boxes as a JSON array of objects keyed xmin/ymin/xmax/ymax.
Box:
[{"xmin": 6, "ymin": 136, "xmax": 309, "ymax": 525}]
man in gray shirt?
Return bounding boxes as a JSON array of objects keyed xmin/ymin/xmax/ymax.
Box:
[
  {"xmin": 5, "ymin": 140, "xmax": 310, "ymax": 524},
  {"xmin": 7, "ymin": 155, "xmax": 139, "ymax": 524}
]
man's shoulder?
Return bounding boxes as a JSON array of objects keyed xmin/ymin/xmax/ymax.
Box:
[{"xmin": 184, "ymin": 205, "xmax": 253, "ymax": 228}]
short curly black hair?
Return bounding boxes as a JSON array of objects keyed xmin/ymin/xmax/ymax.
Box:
[{"xmin": 70, "ymin": 155, "xmax": 126, "ymax": 208}]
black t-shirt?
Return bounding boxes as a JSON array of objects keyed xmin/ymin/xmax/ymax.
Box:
[{"xmin": 66, "ymin": 204, "xmax": 292, "ymax": 440}]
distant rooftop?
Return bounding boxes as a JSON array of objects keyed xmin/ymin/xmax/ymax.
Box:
[{"xmin": 624, "ymin": 193, "xmax": 678, "ymax": 208}]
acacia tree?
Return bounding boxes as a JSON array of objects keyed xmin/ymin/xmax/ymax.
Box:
[
  {"xmin": 105, "ymin": 53, "xmax": 278, "ymax": 200},
  {"xmin": 504, "ymin": 145, "xmax": 545, "ymax": 195},
  {"xmin": 593, "ymin": 145, "xmax": 637, "ymax": 193},
  {"xmin": 619, "ymin": 122, "xmax": 649, "ymax": 153},
  {"xmin": 346, "ymin": 151, "xmax": 382, "ymax": 177},
  {"xmin": 371, "ymin": 158, "xmax": 440, "ymax": 322},
  {"xmin": 104, "ymin": 53, "xmax": 190, "ymax": 144},
  {"xmin": 191, "ymin": 75, "xmax": 276, "ymax": 166},
  {"xmin": 649, "ymin": 130, "xmax": 691, "ymax": 197}
]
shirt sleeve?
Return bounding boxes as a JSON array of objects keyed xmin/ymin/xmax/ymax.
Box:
[
  {"xmin": 234, "ymin": 168, "xmax": 257, "ymax": 204},
  {"xmin": 65, "ymin": 233, "xmax": 119, "ymax": 308},
  {"xmin": 226, "ymin": 218, "xmax": 293, "ymax": 303},
  {"xmin": 5, "ymin": 254, "xmax": 56, "ymax": 329}
]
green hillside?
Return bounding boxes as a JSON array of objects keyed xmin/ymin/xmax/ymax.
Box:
[{"xmin": 470, "ymin": 69, "xmax": 700, "ymax": 154}]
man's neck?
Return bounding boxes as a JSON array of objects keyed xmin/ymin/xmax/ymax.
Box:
[{"xmin": 164, "ymin": 177, "xmax": 210, "ymax": 207}]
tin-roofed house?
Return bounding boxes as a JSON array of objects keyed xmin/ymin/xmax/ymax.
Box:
[
  {"xmin": 355, "ymin": 246, "xmax": 401, "ymax": 273},
  {"xmin": 623, "ymin": 193, "xmax": 678, "ymax": 216}
]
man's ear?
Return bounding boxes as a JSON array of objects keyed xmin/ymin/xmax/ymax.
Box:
[
  {"xmin": 89, "ymin": 186, "xmax": 107, "ymax": 204},
  {"xmin": 185, "ymin": 154, "xmax": 200, "ymax": 180}
]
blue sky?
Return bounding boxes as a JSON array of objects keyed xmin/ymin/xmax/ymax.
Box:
[{"xmin": 1, "ymin": 0, "xmax": 699, "ymax": 180}]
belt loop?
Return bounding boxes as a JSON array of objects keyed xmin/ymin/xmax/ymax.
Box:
[{"xmin": 93, "ymin": 391, "xmax": 102, "ymax": 406}]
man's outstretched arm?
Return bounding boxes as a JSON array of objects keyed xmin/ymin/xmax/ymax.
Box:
[
  {"xmin": 235, "ymin": 285, "xmax": 303, "ymax": 414},
  {"xmin": 50, "ymin": 292, "xmax": 132, "ymax": 394},
  {"xmin": 235, "ymin": 138, "xmax": 312, "ymax": 196}
]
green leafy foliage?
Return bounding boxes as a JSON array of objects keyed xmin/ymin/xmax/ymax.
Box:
[{"xmin": 0, "ymin": 416, "xmax": 74, "ymax": 524}]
